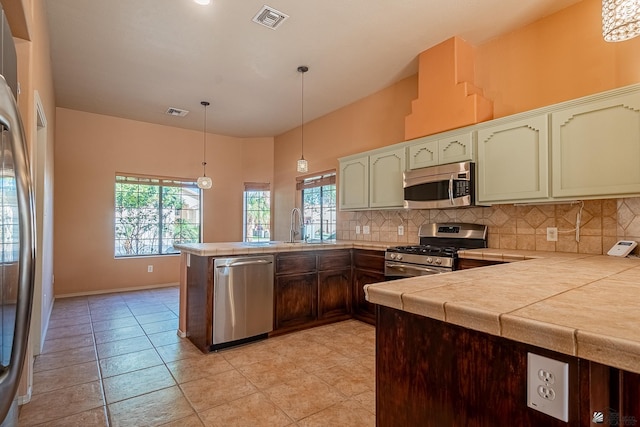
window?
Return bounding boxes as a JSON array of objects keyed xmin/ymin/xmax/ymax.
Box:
[
  {"xmin": 115, "ymin": 174, "xmax": 201, "ymax": 257},
  {"xmin": 298, "ymin": 171, "xmax": 336, "ymax": 242},
  {"xmin": 0, "ymin": 176, "xmax": 18, "ymax": 262},
  {"xmin": 243, "ymin": 182, "xmax": 270, "ymax": 242}
]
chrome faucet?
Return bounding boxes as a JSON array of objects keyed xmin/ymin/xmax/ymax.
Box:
[{"xmin": 289, "ymin": 208, "xmax": 302, "ymax": 243}]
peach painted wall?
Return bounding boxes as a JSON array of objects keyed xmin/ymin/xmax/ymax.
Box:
[
  {"xmin": 272, "ymin": 75, "xmax": 417, "ymax": 240},
  {"xmin": 54, "ymin": 108, "xmax": 273, "ymax": 295},
  {"xmin": 476, "ymin": 0, "xmax": 640, "ymax": 120}
]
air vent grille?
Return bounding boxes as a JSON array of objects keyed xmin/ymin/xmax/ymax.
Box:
[
  {"xmin": 252, "ymin": 5, "xmax": 289, "ymax": 30},
  {"xmin": 165, "ymin": 107, "xmax": 189, "ymax": 117}
]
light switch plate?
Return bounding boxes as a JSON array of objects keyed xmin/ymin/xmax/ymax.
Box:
[
  {"xmin": 527, "ymin": 353, "xmax": 569, "ymax": 422},
  {"xmin": 363, "ymin": 225, "xmax": 370, "ymax": 235},
  {"xmin": 355, "ymin": 225, "xmax": 361, "ymax": 234}
]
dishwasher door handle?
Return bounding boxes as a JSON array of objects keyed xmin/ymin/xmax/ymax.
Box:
[{"xmin": 216, "ymin": 259, "xmax": 273, "ymax": 268}]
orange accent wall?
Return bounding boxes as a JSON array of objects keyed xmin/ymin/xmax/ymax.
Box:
[
  {"xmin": 54, "ymin": 108, "xmax": 273, "ymax": 295},
  {"xmin": 405, "ymin": 37, "xmax": 492, "ymax": 140},
  {"xmin": 476, "ymin": 0, "xmax": 640, "ymax": 119}
]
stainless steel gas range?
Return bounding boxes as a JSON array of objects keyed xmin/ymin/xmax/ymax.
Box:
[{"xmin": 385, "ymin": 222, "xmax": 488, "ymax": 279}]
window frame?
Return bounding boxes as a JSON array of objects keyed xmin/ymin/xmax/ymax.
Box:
[
  {"xmin": 243, "ymin": 182, "xmax": 271, "ymax": 243},
  {"xmin": 114, "ymin": 173, "xmax": 202, "ymax": 258},
  {"xmin": 297, "ymin": 171, "xmax": 336, "ymax": 243}
]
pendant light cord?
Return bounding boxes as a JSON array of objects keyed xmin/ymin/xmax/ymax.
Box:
[{"xmin": 201, "ymin": 101, "xmax": 209, "ymax": 174}]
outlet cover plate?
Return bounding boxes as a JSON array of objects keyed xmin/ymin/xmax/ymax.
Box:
[{"xmin": 527, "ymin": 352, "xmax": 569, "ymax": 422}]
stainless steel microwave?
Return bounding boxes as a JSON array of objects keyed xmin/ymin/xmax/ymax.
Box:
[{"xmin": 403, "ymin": 161, "xmax": 476, "ymax": 209}]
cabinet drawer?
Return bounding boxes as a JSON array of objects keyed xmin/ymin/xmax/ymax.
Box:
[
  {"xmin": 275, "ymin": 252, "xmax": 317, "ymax": 275},
  {"xmin": 353, "ymin": 249, "xmax": 385, "ymax": 271},
  {"xmin": 317, "ymin": 250, "xmax": 351, "ymax": 271}
]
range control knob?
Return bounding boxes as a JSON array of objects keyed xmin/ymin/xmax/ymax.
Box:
[
  {"xmin": 389, "ymin": 253, "xmax": 396, "ymax": 260},
  {"xmin": 435, "ymin": 258, "xmax": 442, "ymax": 265},
  {"xmin": 426, "ymin": 257, "xmax": 433, "ymax": 264},
  {"xmin": 396, "ymin": 254, "xmax": 403, "ymax": 261}
]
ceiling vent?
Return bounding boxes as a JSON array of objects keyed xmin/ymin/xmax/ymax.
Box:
[
  {"xmin": 165, "ymin": 107, "xmax": 189, "ymax": 117},
  {"xmin": 252, "ymin": 5, "xmax": 289, "ymax": 30}
]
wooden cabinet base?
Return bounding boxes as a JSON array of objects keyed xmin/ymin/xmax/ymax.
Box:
[{"xmin": 375, "ymin": 306, "xmax": 640, "ymax": 427}]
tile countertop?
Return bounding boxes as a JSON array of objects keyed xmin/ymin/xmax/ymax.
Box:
[
  {"xmin": 365, "ymin": 248, "xmax": 640, "ymax": 375},
  {"xmin": 173, "ymin": 240, "xmax": 392, "ymax": 257}
]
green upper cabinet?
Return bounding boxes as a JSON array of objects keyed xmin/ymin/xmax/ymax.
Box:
[
  {"xmin": 339, "ymin": 146, "xmax": 406, "ymax": 211},
  {"xmin": 551, "ymin": 91, "xmax": 640, "ymax": 199},
  {"xmin": 407, "ymin": 132, "xmax": 473, "ymax": 170},
  {"xmin": 477, "ymin": 114, "xmax": 549, "ymax": 204}
]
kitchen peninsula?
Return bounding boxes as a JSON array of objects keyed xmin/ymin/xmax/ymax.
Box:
[
  {"xmin": 174, "ymin": 241, "xmax": 391, "ymax": 352},
  {"xmin": 366, "ymin": 248, "xmax": 640, "ymax": 426}
]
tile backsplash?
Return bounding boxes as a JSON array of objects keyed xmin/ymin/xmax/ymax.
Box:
[{"xmin": 337, "ymin": 198, "xmax": 640, "ymax": 255}]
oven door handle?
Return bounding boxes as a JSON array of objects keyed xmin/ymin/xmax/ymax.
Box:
[
  {"xmin": 386, "ymin": 262, "xmax": 445, "ymax": 275},
  {"xmin": 448, "ymin": 174, "xmax": 454, "ymax": 205}
]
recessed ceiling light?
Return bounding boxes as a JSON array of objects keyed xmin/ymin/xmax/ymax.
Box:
[{"xmin": 194, "ymin": 0, "xmax": 211, "ymax": 5}]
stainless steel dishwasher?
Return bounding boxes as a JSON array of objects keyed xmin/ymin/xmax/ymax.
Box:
[{"xmin": 212, "ymin": 254, "xmax": 274, "ymax": 350}]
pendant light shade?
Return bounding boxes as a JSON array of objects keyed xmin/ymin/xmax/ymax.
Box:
[
  {"xmin": 296, "ymin": 66, "xmax": 309, "ymax": 173},
  {"xmin": 603, "ymin": 0, "xmax": 640, "ymax": 42},
  {"xmin": 197, "ymin": 101, "xmax": 212, "ymax": 189}
]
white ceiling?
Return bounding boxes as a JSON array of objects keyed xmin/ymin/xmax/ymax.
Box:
[{"xmin": 44, "ymin": 0, "xmax": 583, "ymax": 138}]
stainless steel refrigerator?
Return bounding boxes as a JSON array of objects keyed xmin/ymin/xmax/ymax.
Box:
[{"xmin": 0, "ymin": 6, "xmax": 35, "ymax": 427}]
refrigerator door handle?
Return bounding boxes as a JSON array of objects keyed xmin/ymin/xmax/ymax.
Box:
[{"xmin": 0, "ymin": 73, "xmax": 35, "ymax": 422}]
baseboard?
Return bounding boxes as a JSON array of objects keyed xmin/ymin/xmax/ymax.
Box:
[
  {"xmin": 177, "ymin": 329, "xmax": 187, "ymax": 338},
  {"xmin": 55, "ymin": 282, "xmax": 179, "ymax": 299},
  {"xmin": 17, "ymin": 385, "xmax": 32, "ymax": 405}
]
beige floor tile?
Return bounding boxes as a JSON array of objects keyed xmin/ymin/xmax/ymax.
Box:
[
  {"xmin": 221, "ymin": 341, "xmax": 286, "ymax": 368},
  {"xmin": 89, "ymin": 309, "xmax": 134, "ymax": 323},
  {"xmin": 128, "ymin": 303, "xmax": 170, "ymax": 316},
  {"xmin": 36, "ymin": 406, "xmax": 109, "ymax": 427},
  {"xmin": 135, "ymin": 310, "xmax": 177, "ymax": 325},
  {"xmin": 296, "ymin": 399, "xmax": 375, "ymax": 427},
  {"xmin": 17, "ymin": 381, "xmax": 104, "ymax": 426},
  {"xmin": 32, "ymin": 360, "xmax": 100, "ymax": 395},
  {"xmin": 313, "ymin": 364, "xmax": 372, "ymax": 397},
  {"xmin": 33, "ymin": 345, "xmax": 96, "ymax": 373},
  {"xmin": 45, "ymin": 322, "xmax": 94, "ymax": 340},
  {"xmin": 47, "ymin": 314, "xmax": 91, "ymax": 329},
  {"xmin": 91, "ymin": 315, "xmax": 139, "ymax": 332},
  {"xmin": 96, "ymin": 335, "xmax": 153, "ymax": 359},
  {"xmin": 166, "ymin": 353, "xmax": 234, "ymax": 384},
  {"xmin": 263, "ymin": 375, "xmax": 345, "ymax": 421},
  {"xmin": 352, "ymin": 390, "xmax": 376, "ymax": 415},
  {"xmin": 199, "ymin": 392, "xmax": 293, "ymax": 427},
  {"xmin": 148, "ymin": 329, "xmax": 183, "ymax": 347},
  {"xmin": 140, "ymin": 318, "xmax": 178, "ymax": 335},
  {"xmin": 156, "ymin": 340, "xmax": 203, "ymax": 363},
  {"xmin": 237, "ymin": 356, "xmax": 307, "ymax": 390},
  {"xmin": 103, "ymin": 365, "xmax": 176, "ymax": 403},
  {"xmin": 108, "ymin": 386, "xmax": 194, "ymax": 427},
  {"xmin": 159, "ymin": 414, "xmax": 206, "ymax": 427},
  {"xmin": 180, "ymin": 369, "xmax": 257, "ymax": 412},
  {"xmin": 42, "ymin": 333, "xmax": 94, "ymax": 354},
  {"xmin": 94, "ymin": 324, "xmax": 145, "ymax": 344},
  {"xmin": 99, "ymin": 348, "xmax": 163, "ymax": 378},
  {"xmin": 49, "ymin": 306, "xmax": 90, "ymax": 320}
]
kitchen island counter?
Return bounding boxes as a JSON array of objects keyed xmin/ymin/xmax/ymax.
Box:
[{"xmin": 366, "ymin": 248, "xmax": 640, "ymax": 374}]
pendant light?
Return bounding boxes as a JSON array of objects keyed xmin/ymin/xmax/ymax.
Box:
[
  {"xmin": 197, "ymin": 101, "xmax": 212, "ymax": 189},
  {"xmin": 296, "ymin": 65, "xmax": 309, "ymax": 173},
  {"xmin": 603, "ymin": 0, "xmax": 640, "ymax": 42}
]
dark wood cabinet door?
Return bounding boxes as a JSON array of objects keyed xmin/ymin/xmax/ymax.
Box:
[
  {"xmin": 318, "ymin": 268, "xmax": 352, "ymax": 320},
  {"xmin": 274, "ymin": 272, "xmax": 318, "ymax": 330},
  {"xmin": 352, "ymin": 268, "xmax": 384, "ymax": 324},
  {"xmin": 275, "ymin": 252, "xmax": 316, "ymax": 274},
  {"xmin": 317, "ymin": 249, "xmax": 351, "ymax": 271}
]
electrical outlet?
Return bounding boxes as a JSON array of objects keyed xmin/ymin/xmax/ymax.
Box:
[
  {"xmin": 546, "ymin": 227, "xmax": 558, "ymax": 242},
  {"xmin": 527, "ymin": 353, "xmax": 569, "ymax": 421},
  {"xmin": 147, "ymin": 265, "xmax": 153, "ymax": 273},
  {"xmin": 355, "ymin": 225, "xmax": 361, "ymax": 234},
  {"xmin": 363, "ymin": 225, "xmax": 370, "ymax": 235},
  {"xmin": 397, "ymin": 225, "xmax": 404, "ymax": 236}
]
